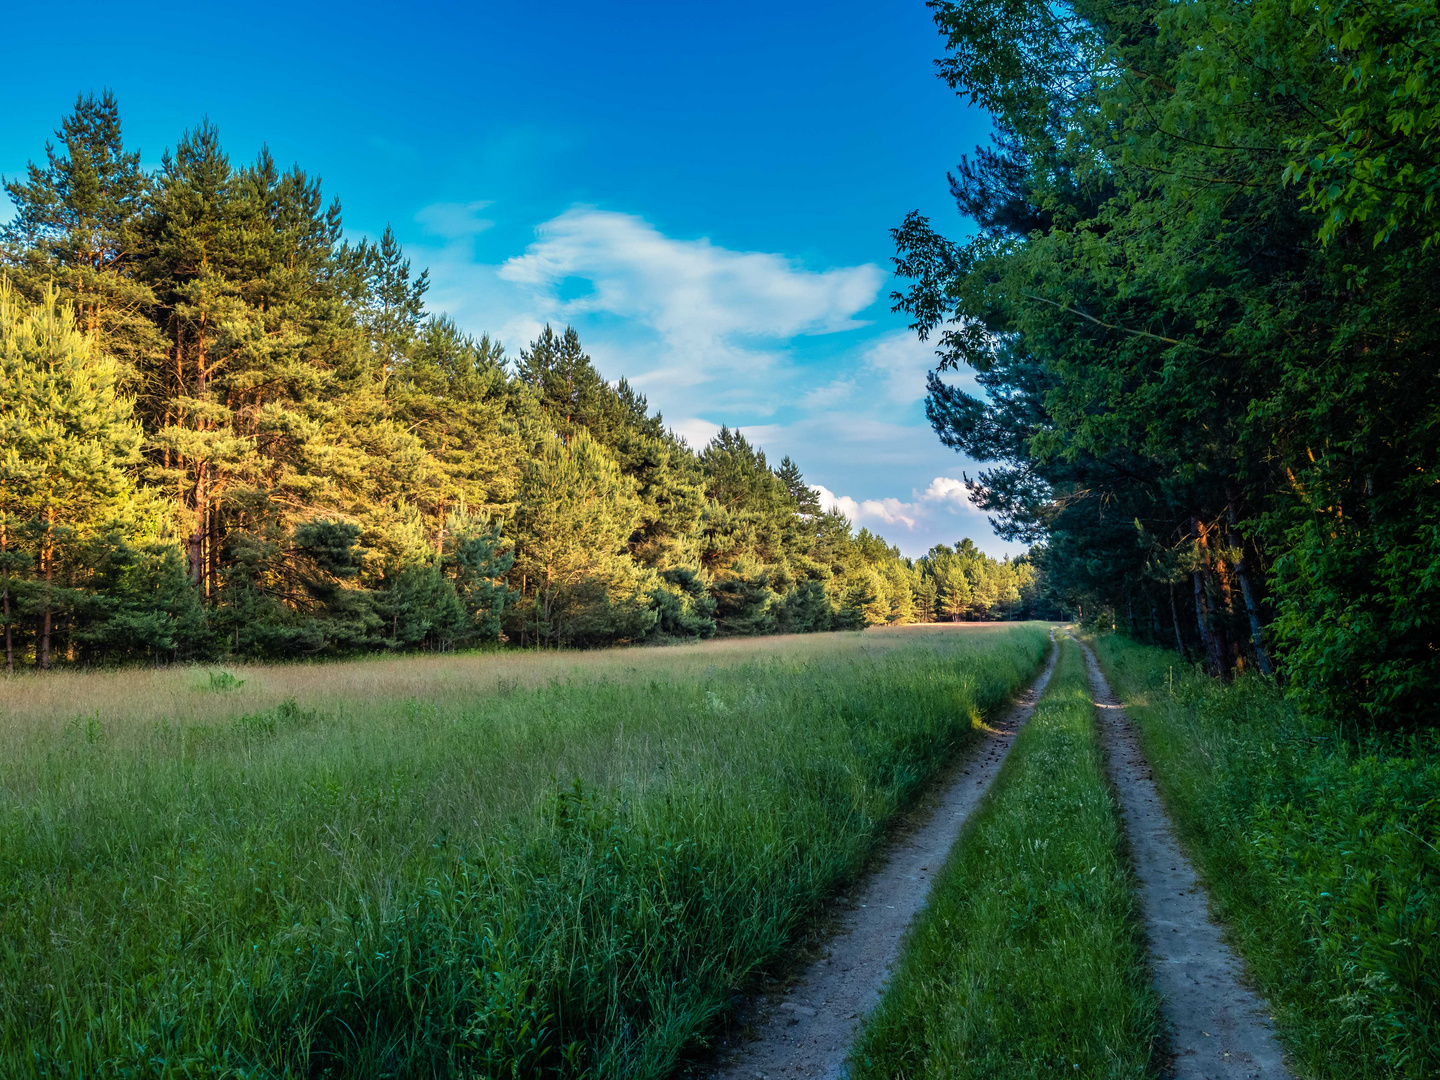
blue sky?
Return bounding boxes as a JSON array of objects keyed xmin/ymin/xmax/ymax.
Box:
[{"xmin": 0, "ymin": 0, "xmax": 1017, "ymax": 558}]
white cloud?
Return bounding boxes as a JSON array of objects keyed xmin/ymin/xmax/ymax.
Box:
[
  {"xmin": 860, "ymin": 328, "xmax": 982, "ymax": 405},
  {"xmin": 496, "ymin": 207, "xmax": 884, "ymax": 397},
  {"xmin": 671, "ymin": 416, "xmax": 722, "ymax": 450},
  {"xmin": 800, "ymin": 378, "xmax": 857, "ymax": 409},
  {"xmin": 918, "ymin": 475, "xmax": 976, "ymax": 508},
  {"xmin": 812, "ymin": 475, "xmax": 983, "ymax": 536},
  {"xmin": 812, "ymin": 484, "xmax": 921, "ymax": 528}
]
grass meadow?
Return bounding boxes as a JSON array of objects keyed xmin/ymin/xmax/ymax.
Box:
[
  {"xmin": 1094, "ymin": 635, "xmax": 1440, "ymax": 1080},
  {"xmin": 0, "ymin": 623, "xmax": 1049, "ymax": 1078},
  {"xmin": 848, "ymin": 636, "xmax": 1161, "ymax": 1080}
]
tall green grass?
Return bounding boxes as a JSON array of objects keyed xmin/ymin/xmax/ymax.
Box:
[
  {"xmin": 849, "ymin": 637, "xmax": 1161, "ymax": 1080},
  {"xmin": 1093, "ymin": 635, "xmax": 1439, "ymax": 1080},
  {"xmin": 0, "ymin": 624, "xmax": 1049, "ymax": 1078}
]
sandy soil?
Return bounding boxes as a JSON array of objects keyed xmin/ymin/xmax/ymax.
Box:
[
  {"xmin": 703, "ymin": 631, "xmax": 1059, "ymax": 1080},
  {"xmin": 1076, "ymin": 637, "xmax": 1291, "ymax": 1080}
]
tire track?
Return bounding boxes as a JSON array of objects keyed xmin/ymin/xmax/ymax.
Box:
[
  {"xmin": 1075, "ymin": 636, "xmax": 1291, "ymax": 1080},
  {"xmin": 704, "ymin": 630, "xmax": 1059, "ymax": 1080}
]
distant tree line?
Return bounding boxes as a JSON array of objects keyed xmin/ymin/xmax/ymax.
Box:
[
  {"xmin": 0, "ymin": 94, "xmax": 1042, "ymax": 670},
  {"xmin": 899, "ymin": 0, "xmax": 1440, "ymax": 728}
]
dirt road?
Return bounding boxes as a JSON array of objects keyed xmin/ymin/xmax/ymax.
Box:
[
  {"xmin": 705, "ymin": 632, "xmax": 1059, "ymax": 1080},
  {"xmin": 1076, "ymin": 637, "xmax": 1291, "ymax": 1080}
]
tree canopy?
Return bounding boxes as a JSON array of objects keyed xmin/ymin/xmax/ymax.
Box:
[{"xmin": 899, "ymin": 0, "xmax": 1440, "ymax": 727}]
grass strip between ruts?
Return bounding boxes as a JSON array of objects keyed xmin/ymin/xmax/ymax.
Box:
[{"xmin": 848, "ymin": 635, "xmax": 1162, "ymax": 1080}]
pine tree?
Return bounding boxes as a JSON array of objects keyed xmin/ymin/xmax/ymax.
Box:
[
  {"xmin": 913, "ymin": 573, "xmax": 939, "ymax": 622},
  {"xmin": 1, "ymin": 90, "xmax": 163, "ymax": 384},
  {"xmin": 345, "ymin": 224, "xmax": 428, "ymax": 401},
  {"xmin": 444, "ymin": 504, "xmax": 517, "ymax": 640},
  {"xmin": 516, "ymin": 325, "xmax": 610, "ymax": 440},
  {"xmin": 142, "ymin": 122, "xmax": 360, "ymax": 599},
  {"xmin": 776, "ymin": 577, "xmax": 831, "ymax": 633},
  {"xmin": 652, "ymin": 566, "xmax": 718, "ymax": 637},
  {"xmin": 697, "ymin": 427, "xmax": 797, "ymax": 572},
  {"xmin": 77, "ymin": 531, "xmax": 207, "ymax": 663},
  {"xmin": 776, "ymin": 456, "xmax": 821, "ymax": 517},
  {"xmin": 936, "ymin": 559, "xmax": 973, "ymax": 622},
  {"xmin": 512, "ymin": 430, "xmax": 654, "ymax": 646},
  {"xmin": 0, "ymin": 281, "xmax": 144, "ymax": 668},
  {"xmin": 710, "ymin": 556, "xmax": 781, "ymax": 635},
  {"xmin": 393, "ymin": 317, "xmax": 521, "ymax": 555}
]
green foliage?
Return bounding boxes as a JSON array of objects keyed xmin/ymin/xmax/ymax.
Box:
[
  {"xmin": 776, "ymin": 578, "xmax": 832, "ymax": 633},
  {"xmin": 894, "ymin": 0, "xmax": 1440, "ymax": 721},
  {"xmin": 0, "ymin": 90, "xmax": 162, "ymax": 381},
  {"xmin": 710, "ymin": 557, "xmax": 780, "ymax": 636},
  {"xmin": 1271, "ymin": 500, "xmax": 1440, "ymax": 730},
  {"xmin": 913, "ymin": 540, "xmax": 1037, "ymax": 622},
  {"xmin": 1283, "ymin": 0, "xmax": 1440, "ymax": 248},
  {"xmin": 446, "ymin": 507, "xmax": 518, "ymax": 640},
  {"xmin": 206, "ymin": 669, "xmax": 244, "ymax": 692},
  {"xmin": 1095, "ymin": 634, "xmax": 1440, "ymax": 1078},
  {"xmin": 651, "ymin": 566, "xmax": 718, "ymax": 638},
  {"xmin": 0, "ymin": 625, "xmax": 1049, "ymax": 1076},
  {"xmin": 512, "ymin": 429, "xmax": 657, "ymax": 647},
  {"xmin": 850, "ymin": 638, "xmax": 1161, "ymax": 1079},
  {"xmin": 376, "ymin": 562, "xmax": 467, "ymax": 650},
  {"xmin": 0, "ymin": 279, "xmax": 146, "ymax": 669}
]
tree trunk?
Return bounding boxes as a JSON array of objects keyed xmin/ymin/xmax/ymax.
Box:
[
  {"xmin": 189, "ymin": 464, "xmax": 207, "ymax": 587},
  {"xmin": 1169, "ymin": 581, "xmax": 1191, "ymax": 662},
  {"xmin": 208, "ymin": 500, "xmax": 220, "ymax": 598},
  {"xmin": 189, "ymin": 316, "xmax": 211, "ymax": 590},
  {"xmin": 1226, "ymin": 503, "xmax": 1274, "ymax": 676},
  {"xmin": 1192, "ymin": 569, "xmax": 1215, "ymax": 674},
  {"xmin": 1213, "ymin": 552, "xmax": 1241, "ymax": 674},
  {"xmin": 2, "ymin": 519, "xmax": 12, "ymax": 674},
  {"xmin": 1192, "ymin": 516, "xmax": 1225, "ymax": 677},
  {"xmin": 38, "ymin": 512, "xmax": 54, "ymax": 671}
]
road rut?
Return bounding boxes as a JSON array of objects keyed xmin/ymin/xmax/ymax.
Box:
[
  {"xmin": 704, "ymin": 631, "xmax": 1059, "ymax": 1080},
  {"xmin": 1076, "ymin": 637, "xmax": 1291, "ymax": 1080}
]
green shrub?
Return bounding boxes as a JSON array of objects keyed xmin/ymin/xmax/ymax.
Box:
[{"xmin": 206, "ymin": 669, "xmax": 245, "ymax": 692}]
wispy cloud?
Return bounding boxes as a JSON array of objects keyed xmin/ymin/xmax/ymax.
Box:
[
  {"xmin": 800, "ymin": 378, "xmax": 857, "ymax": 409},
  {"xmin": 495, "ymin": 207, "xmax": 884, "ymax": 399},
  {"xmin": 415, "ymin": 200, "xmax": 495, "ymax": 240},
  {"xmin": 812, "ymin": 475, "xmax": 984, "ymax": 537},
  {"xmin": 737, "ymin": 411, "xmax": 951, "ymax": 468},
  {"xmin": 861, "ymin": 327, "xmax": 983, "ymax": 404}
]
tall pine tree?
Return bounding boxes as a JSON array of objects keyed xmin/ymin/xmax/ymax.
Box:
[{"xmin": 0, "ymin": 282, "xmax": 143, "ymax": 668}]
